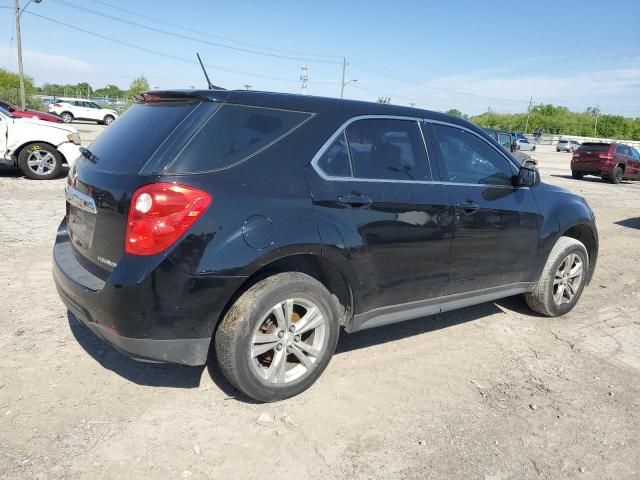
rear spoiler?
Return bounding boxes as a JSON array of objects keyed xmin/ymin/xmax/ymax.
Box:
[{"xmin": 134, "ymin": 90, "xmax": 231, "ymax": 104}]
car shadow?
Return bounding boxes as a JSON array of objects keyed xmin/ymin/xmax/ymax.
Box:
[
  {"xmin": 0, "ymin": 165, "xmax": 69, "ymax": 179},
  {"xmin": 68, "ymin": 294, "xmax": 534, "ymax": 400},
  {"xmin": 615, "ymin": 217, "xmax": 640, "ymax": 230},
  {"xmin": 549, "ymin": 174, "xmax": 634, "ymax": 184},
  {"xmin": 68, "ymin": 312, "xmax": 203, "ymax": 388}
]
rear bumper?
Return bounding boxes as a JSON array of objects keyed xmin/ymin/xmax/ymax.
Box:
[
  {"xmin": 571, "ymin": 164, "xmax": 611, "ymax": 175},
  {"xmin": 53, "ymin": 221, "xmax": 246, "ymax": 366}
]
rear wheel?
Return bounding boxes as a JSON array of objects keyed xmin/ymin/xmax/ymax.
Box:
[
  {"xmin": 214, "ymin": 272, "xmax": 340, "ymax": 402},
  {"xmin": 60, "ymin": 112, "xmax": 73, "ymax": 123},
  {"xmin": 17, "ymin": 142, "xmax": 62, "ymax": 180},
  {"xmin": 525, "ymin": 236, "xmax": 588, "ymax": 317},
  {"xmin": 571, "ymin": 171, "xmax": 584, "ymax": 180},
  {"xmin": 609, "ymin": 166, "xmax": 623, "ymax": 184}
]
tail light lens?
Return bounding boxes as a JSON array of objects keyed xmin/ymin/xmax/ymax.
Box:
[
  {"xmin": 125, "ymin": 183, "xmax": 211, "ymax": 256},
  {"xmin": 599, "ymin": 153, "xmax": 614, "ymax": 160},
  {"xmin": 572, "ymin": 152, "xmax": 580, "ymax": 159}
]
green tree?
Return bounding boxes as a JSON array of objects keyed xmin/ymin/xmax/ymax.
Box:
[
  {"xmin": 376, "ymin": 96, "xmax": 391, "ymax": 104},
  {"xmin": 129, "ymin": 75, "xmax": 150, "ymax": 97}
]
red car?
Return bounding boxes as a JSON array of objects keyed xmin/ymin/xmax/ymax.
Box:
[
  {"xmin": 0, "ymin": 100, "xmax": 63, "ymax": 123},
  {"xmin": 571, "ymin": 142, "xmax": 640, "ymax": 184}
]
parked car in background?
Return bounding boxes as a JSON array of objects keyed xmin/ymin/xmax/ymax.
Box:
[
  {"xmin": 571, "ymin": 142, "xmax": 640, "ymax": 184},
  {"xmin": 49, "ymin": 99, "xmax": 118, "ymax": 125},
  {"xmin": 0, "ymin": 100, "xmax": 63, "ymax": 123},
  {"xmin": 514, "ymin": 138, "xmax": 536, "ymax": 151},
  {"xmin": 557, "ymin": 139, "xmax": 581, "ymax": 153},
  {"xmin": 483, "ymin": 128, "xmax": 537, "ymax": 167},
  {"xmin": 53, "ymin": 89, "xmax": 598, "ymax": 402},
  {"xmin": 0, "ymin": 106, "xmax": 81, "ymax": 180},
  {"xmin": 512, "ymin": 132, "xmax": 527, "ymax": 142}
]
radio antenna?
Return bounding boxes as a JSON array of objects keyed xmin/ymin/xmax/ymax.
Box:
[{"xmin": 196, "ymin": 52, "xmax": 216, "ymax": 90}]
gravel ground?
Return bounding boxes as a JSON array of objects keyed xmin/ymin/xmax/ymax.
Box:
[{"xmin": 1, "ymin": 129, "xmax": 639, "ymax": 479}]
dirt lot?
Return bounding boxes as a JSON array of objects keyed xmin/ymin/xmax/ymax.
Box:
[{"xmin": 1, "ymin": 131, "xmax": 639, "ymax": 479}]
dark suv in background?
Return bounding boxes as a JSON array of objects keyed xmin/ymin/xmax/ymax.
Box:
[
  {"xmin": 483, "ymin": 128, "xmax": 537, "ymax": 167},
  {"xmin": 54, "ymin": 90, "xmax": 598, "ymax": 402},
  {"xmin": 571, "ymin": 142, "xmax": 640, "ymax": 183}
]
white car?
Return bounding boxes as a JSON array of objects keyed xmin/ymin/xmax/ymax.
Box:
[
  {"xmin": 515, "ymin": 138, "xmax": 536, "ymax": 152},
  {"xmin": 0, "ymin": 106, "xmax": 82, "ymax": 180},
  {"xmin": 49, "ymin": 98, "xmax": 118, "ymax": 125}
]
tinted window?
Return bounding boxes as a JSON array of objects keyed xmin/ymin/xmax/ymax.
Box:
[
  {"xmin": 432, "ymin": 124, "xmax": 514, "ymax": 185},
  {"xmin": 558, "ymin": 140, "xmax": 568, "ymax": 144},
  {"xmin": 171, "ymin": 104, "xmax": 311, "ymax": 173},
  {"xmin": 345, "ymin": 118, "xmax": 430, "ymax": 181},
  {"xmin": 616, "ymin": 145, "xmax": 624, "ymax": 154},
  {"xmin": 578, "ymin": 143, "xmax": 610, "ymax": 153},
  {"xmin": 317, "ymin": 132, "xmax": 351, "ymax": 177},
  {"xmin": 80, "ymin": 101, "xmax": 200, "ymax": 174}
]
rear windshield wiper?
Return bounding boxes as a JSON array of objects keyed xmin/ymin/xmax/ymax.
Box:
[{"xmin": 80, "ymin": 147, "xmax": 98, "ymax": 163}]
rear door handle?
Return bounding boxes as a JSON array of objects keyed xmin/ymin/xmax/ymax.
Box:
[
  {"xmin": 455, "ymin": 200, "xmax": 480, "ymax": 214},
  {"xmin": 337, "ymin": 194, "xmax": 372, "ymax": 208}
]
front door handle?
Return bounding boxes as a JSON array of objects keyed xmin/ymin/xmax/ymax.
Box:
[
  {"xmin": 455, "ymin": 200, "xmax": 480, "ymax": 215},
  {"xmin": 337, "ymin": 194, "xmax": 373, "ymax": 208}
]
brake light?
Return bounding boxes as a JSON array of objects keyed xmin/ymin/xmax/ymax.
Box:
[
  {"xmin": 125, "ymin": 183, "xmax": 211, "ymax": 256},
  {"xmin": 572, "ymin": 152, "xmax": 580, "ymax": 159},
  {"xmin": 598, "ymin": 153, "xmax": 614, "ymax": 160}
]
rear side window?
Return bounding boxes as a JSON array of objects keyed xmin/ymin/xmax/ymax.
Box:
[
  {"xmin": 345, "ymin": 118, "xmax": 430, "ymax": 181},
  {"xmin": 170, "ymin": 104, "xmax": 311, "ymax": 173},
  {"xmin": 497, "ymin": 133, "xmax": 512, "ymax": 149},
  {"xmin": 317, "ymin": 132, "xmax": 351, "ymax": 177},
  {"xmin": 81, "ymin": 101, "xmax": 200, "ymax": 174}
]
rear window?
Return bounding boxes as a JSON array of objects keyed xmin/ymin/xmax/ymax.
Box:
[
  {"xmin": 81, "ymin": 101, "xmax": 199, "ymax": 173},
  {"xmin": 557, "ymin": 140, "xmax": 568, "ymax": 144},
  {"xmin": 168, "ymin": 104, "xmax": 311, "ymax": 173},
  {"xmin": 578, "ymin": 143, "xmax": 610, "ymax": 152}
]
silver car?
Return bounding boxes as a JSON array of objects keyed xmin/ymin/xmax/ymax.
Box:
[
  {"xmin": 556, "ymin": 139, "xmax": 581, "ymax": 152},
  {"xmin": 515, "ymin": 138, "xmax": 536, "ymax": 152}
]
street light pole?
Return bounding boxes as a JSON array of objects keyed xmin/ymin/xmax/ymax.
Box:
[{"xmin": 14, "ymin": 0, "xmax": 26, "ymax": 109}]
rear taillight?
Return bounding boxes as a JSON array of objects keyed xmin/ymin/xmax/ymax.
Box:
[
  {"xmin": 125, "ymin": 183, "xmax": 211, "ymax": 256},
  {"xmin": 598, "ymin": 153, "xmax": 614, "ymax": 160},
  {"xmin": 572, "ymin": 152, "xmax": 580, "ymax": 159}
]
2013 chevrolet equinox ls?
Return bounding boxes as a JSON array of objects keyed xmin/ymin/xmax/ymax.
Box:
[{"xmin": 53, "ymin": 90, "xmax": 598, "ymax": 402}]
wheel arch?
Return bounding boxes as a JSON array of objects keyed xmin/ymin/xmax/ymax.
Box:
[
  {"xmin": 560, "ymin": 223, "xmax": 598, "ymax": 284},
  {"xmin": 13, "ymin": 140, "xmax": 63, "ymax": 163},
  {"xmin": 217, "ymin": 253, "xmax": 354, "ymax": 335}
]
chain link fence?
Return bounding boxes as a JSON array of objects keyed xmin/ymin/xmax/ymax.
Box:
[{"xmin": 526, "ymin": 133, "xmax": 640, "ymax": 149}]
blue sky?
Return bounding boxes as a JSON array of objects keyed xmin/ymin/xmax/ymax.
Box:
[{"xmin": 1, "ymin": 0, "xmax": 639, "ymax": 115}]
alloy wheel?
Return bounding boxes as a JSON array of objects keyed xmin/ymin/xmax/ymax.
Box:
[
  {"xmin": 27, "ymin": 149, "xmax": 56, "ymax": 176},
  {"xmin": 250, "ymin": 298, "xmax": 327, "ymax": 384},
  {"xmin": 553, "ymin": 253, "xmax": 584, "ymax": 305}
]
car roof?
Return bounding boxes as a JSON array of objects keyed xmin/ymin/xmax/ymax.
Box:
[{"xmin": 149, "ymin": 89, "xmax": 486, "ymax": 134}]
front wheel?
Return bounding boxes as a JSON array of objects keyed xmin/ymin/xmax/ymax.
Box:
[
  {"xmin": 525, "ymin": 236, "xmax": 588, "ymax": 317},
  {"xmin": 17, "ymin": 143, "xmax": 63, "ymax": 180},
  {"xmin": 103, "ymin": 115, "xmax": 115, "ymax": 126},
  {"xmin": 214, "ymin": 272, "xmax": 340, "ymax": 402}
]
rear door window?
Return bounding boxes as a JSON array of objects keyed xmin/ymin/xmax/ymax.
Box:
[
  {"xmin": 169, "ymin": 104, "xmax": 311, "ymax": 173},
  {"xmin": 497, "ymin": 133, "xmax": 512, "ymax": 150},
  {"xmin": 317, "ymin": 132, "xmax": 352, "ymax": 177},
  {"xmin": 344, "ymin": 118, "xmax": 430, "ymax": 181}
]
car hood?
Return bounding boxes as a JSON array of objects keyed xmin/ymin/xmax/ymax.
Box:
[{"xmin": 13, "ymin": 116, "xmax": 78, "ymax": 134}]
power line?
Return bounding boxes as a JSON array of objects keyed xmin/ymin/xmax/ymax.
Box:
[
  {"xmin": 49, "ymin": 0, "xmax": 340, "ymax": 65},
  {"xmin": 88, "ymin": 0, "xmax": 342, "ymax": 61},
  {"xmin": 20, "ymin": 9, "xmax": 339, "ymax": 86}
]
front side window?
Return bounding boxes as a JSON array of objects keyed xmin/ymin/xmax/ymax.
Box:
[
  {"xmin": 170, "ymin": 104, "xmax": 311, "ymax": 173},
  {"xmin": 344, "ymin": 118, "xmax": 430, "ymax": 181},
  {"xmin": 432, "ymin": 124, "xmax": 515, "ymax": 186}
]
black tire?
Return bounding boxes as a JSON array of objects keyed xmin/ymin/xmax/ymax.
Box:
[
  {"xmin": 103, "ymin": 115, "xmax": 115, "ymax": 126},
  {"xmin": 571, "ymin": 171, "xmax": 584, "ymax": 180},
  {"xmin": 214, "ymin": 272, "xmax": 340, "ymax": 402},
  {"xmin": 556, "ymin": 149, "xmax": 560, "ymax": 152},
  {"xmin": 60, "ymin": 112, "xmax": 73, "ymax": 123},
  {"xmin": 525, "ymin": 236, "xmax": 589, "ymax": 317},
  {"xmin": 17, "ymin": 142, "xmax": 63, "ymax": 180},
  {"xmin": 532, "ymin": 146, "xmax": 536, "ymax": 151},
  {"xmin": 609, "ymin": 166, "xmax": 623, "ymax": 184}
]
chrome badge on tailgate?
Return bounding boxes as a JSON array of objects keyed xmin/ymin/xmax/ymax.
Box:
[{"xmin": 65, "ymin": 185, "xmax": 97, "ymax": 214}]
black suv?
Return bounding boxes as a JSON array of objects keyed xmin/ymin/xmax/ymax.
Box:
[{"xmin": 54, "ymin": 90, "xmax": 598, "ymax": 402}]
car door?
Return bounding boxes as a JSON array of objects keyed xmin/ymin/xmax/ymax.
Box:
[
  {"xmin": 629, "ymin": 147, "xmax": 640, "ymax": 178},
  {"xmin": 306, "ymin": 116, "xmax": 453, "ymax": 316},
  {"xmin": 84, "ymin": 102, "xmax": 103, "ymax": 121},
  {"xmin": 0, "ymin": 113, "xmax": 8, "ymax": 158},
  {"xmin": 427, "ymin": 121, "xmax": 540, "ymax": 293}
]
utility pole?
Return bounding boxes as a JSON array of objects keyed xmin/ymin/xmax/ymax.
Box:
[
  {"xmin": 524, "ymin": 96, "xmax": 533, "ymax": 134},
  {"xmin": 340, "ymin": 58, "xmax": 346, "ymax": 99},
  {"xmin": 14, "ymin": 0, "xmax": 26, "ymax": 109},
  {"xmin": 243, "ymin": 84, "xmax": 252, "ymax": 90},
  {"xmin": 594, "ymin": 105, "xmax": 600, "ymax": 137},
  {"xmin": 340, "ymin": 57, "xmax": 357, "ymax": 99},
  {"xmin": 410, "ymin": 102, "xmax": 416, "ymax": 108},
  {"xmin": 300, "ymin": 65, "xmax": 309, "ymax": 95}
]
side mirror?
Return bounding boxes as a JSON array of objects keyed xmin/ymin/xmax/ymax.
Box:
[{"xmin": 514, "ymin": 166, "xmax": 540, "ymax": 187}]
